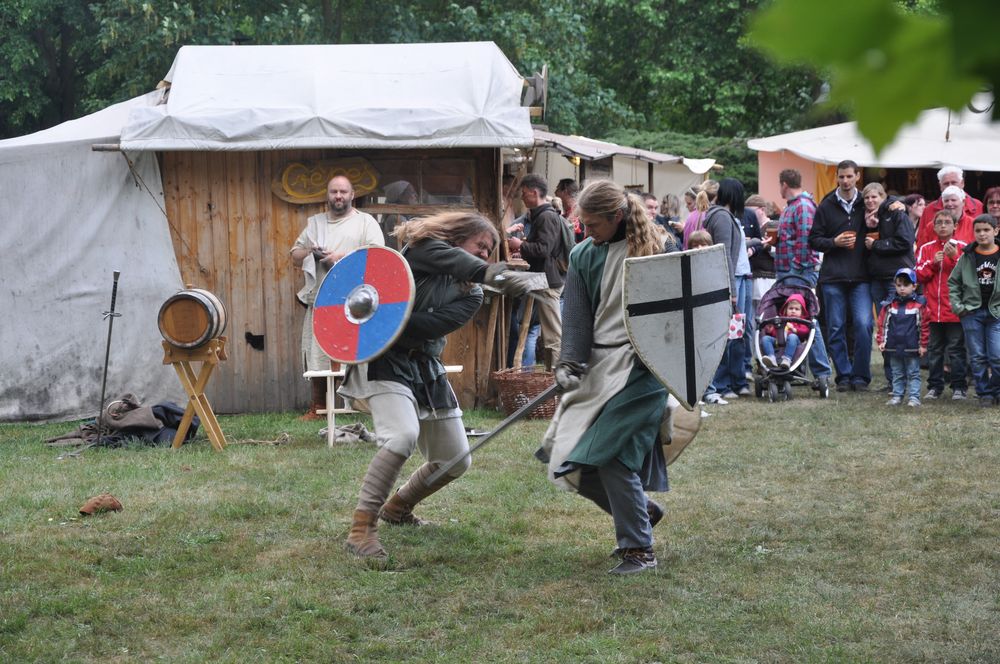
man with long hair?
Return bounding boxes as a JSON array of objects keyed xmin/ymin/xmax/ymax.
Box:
[{"xmin": 340, "ymin": 211, "xmax": 527, "ymax": 560}]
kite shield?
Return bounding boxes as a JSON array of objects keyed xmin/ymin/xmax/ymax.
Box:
[
  {"xmin": 623, "ymin": 245, "xmax": 731, "ymax": 410},
  {"xmin": 312, "ymin": 245, "xmax": 415, "ymax": 364}
]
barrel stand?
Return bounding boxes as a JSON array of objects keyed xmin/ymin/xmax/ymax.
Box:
[{"xmin": 162, "ymin": 337, "xmax": 228, "ymax": 451}]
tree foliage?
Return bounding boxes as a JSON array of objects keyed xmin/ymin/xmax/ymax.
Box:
[
  {"xmin": 2, "ymin": 0, "xmax": 824, "ymax": 151},
  {"xmin": 0, "ymin": 0, "xmax": 99, "ymax": 137},
  {"xmin": 750, "ymin": 0, "xmax": 998, "ymax": 153}
]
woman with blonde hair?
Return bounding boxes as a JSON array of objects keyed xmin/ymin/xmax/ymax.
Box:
[
  {"xmin": 539, "ymin": 179, "xmax": 669, "ymax": 575},
  {"xmin": 341, "ymin": 211, "xmax": 522, "ymax": 560},
  {"xmin": 861, "ymin": 182, "xmax": 915, "ymax": 388},
  {"xmin": 682, "ymin": 179, "xmax": 719, "ymax": 248}
]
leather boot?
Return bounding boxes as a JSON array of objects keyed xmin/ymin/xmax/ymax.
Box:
[
  {"xmin": 380, "ymin": 492, "xmax": 430, "ymax": 526},
  {"xmin": 379, "ymin": 462, "xmax": 454, "ymax": 526},
  {"xmin": 345, "ymin": 510, "xmax": 386, "ymax": 558},
  {"xmin": 298, "ymin": 377, "xmax": 326, "ymax": 421}
]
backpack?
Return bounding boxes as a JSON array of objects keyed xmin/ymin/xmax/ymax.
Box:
[{"xmin": 555, "ymin": 216, "xmax": 575, "ymax": 274}]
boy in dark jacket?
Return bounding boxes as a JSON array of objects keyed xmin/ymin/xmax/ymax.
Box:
[
  {"xmin": 876, "ymin": 268, "xmax": 929, "ymax": 407},
  {"xmin": 947, "ymin": 214, "xmax": 1000, "ymax": 406}
]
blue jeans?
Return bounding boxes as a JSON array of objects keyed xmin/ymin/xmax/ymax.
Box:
[
  {"xmin": 709, "ymin": 276, "xmax": 749, "ymax": 394},
  {"xmin": 761, "ymin": 333, "xmax": 801, "ymax": 362},
  {"xmin": 507, "ymin": 299, "xmax": 540, "ymax": 367},
  {"xmin": 820, "ymin": 281, "xmax": 874, "ymax": 386},
  {"xmin": 871, "ymin": 279, "xmax": 896, "ymax": 384},
  {"xmin": 741, "ymin": 277, "xmax": 755, "ymax": 377},
  {"xmin": 889, "ymin": 354, "xmax": 921, "ymax": 401},
  {"xmin": 775, "ymin": 269, "xmax": 831, "ymax": 379},
  {"xmin": 960, "ymin": 309, "xmax": 1000, "ymax": 399}
]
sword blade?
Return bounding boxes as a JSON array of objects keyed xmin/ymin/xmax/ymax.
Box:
[
  {"xmin": 424, "ymin": 382, "xmax": 559, "ymax": 486},
  {"xmin": 96, "ymin": 271, "xmax": 121, "ymax": 445}
]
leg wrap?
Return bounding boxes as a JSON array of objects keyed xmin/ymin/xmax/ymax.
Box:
[
  {"xmin": 355, "ymin": 447, "xmax": 407, "ymax": 515},
  {"xmin": 380, "ymin": 463, "xmax": 455, "ymax": 525}
]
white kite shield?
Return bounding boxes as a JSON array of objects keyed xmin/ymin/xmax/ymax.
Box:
[{"xmin": 623, "ymin": 245, "xmax": 732, "ymax": 410}]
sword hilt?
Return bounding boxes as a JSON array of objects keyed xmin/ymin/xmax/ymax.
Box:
[{"xmin": 108, "ymin": 270, "xmax": 121, "ymax": 313}]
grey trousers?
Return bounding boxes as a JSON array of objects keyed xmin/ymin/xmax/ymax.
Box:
[
  {"xmin": 576, "ymin": 460, "xmax": 653, "ymax": 550},
  {"xmin": 368, "ymin": 392, "xmax": 471, "ymax": 478}
]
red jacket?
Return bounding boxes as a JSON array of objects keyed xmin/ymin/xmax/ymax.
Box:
[
  {"xmin": 916, "ymin": 197, "xmax": 981, "ymax": 248},
  {"xmin": 915, "ymin": 237, "xmax": 967, "ymax": 322},
  {"xmin": 762, "ymin": 319, "xmax": 809, "ymax": 342},
  {"xmin": 876, "ymin": 295, "xmax": 930, "ymax": 353}
]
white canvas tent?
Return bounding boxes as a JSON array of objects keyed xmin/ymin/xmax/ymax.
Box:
[
  {"xmin": 0, "ymin": 91, "xmax": 184, "ymax": 422},
  {"xmin": 748, "ymin": 94, "xmax": 1000, "ymax": 202},
  {"xmin": 1, "ymin": 42, "xmax": 533, "ymax": 422},
  {"xmin": 121, "ymin": 42, "xmax": 532, "ymax": 151}
]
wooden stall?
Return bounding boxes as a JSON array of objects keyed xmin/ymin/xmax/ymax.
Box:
[{"xmin": 161, "ymin": 148, "xmax": 503, "ymax": 413}]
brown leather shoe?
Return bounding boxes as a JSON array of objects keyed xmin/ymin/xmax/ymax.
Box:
[
  {"xmin": 380, "ymin": 492, "xmax": 430, "ymax": 526},
  {"xmin": 298, "ymin": 407, "xmax": 323, "ymax": 421},
  {"xmin": 79, "ymin": 493, "xmax": 123, "ymax": 516},
  {"xmin": 345, "ymin": 510, "xmax": 387, "ymax": 559}
]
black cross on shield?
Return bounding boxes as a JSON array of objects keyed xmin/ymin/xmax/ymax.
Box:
[{"xmin": 623, "ymin": 246, "xmax": 732, "ymax": 409}]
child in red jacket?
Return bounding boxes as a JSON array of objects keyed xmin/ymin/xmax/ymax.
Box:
[
  {"xmin": 760, "ymin": 293, "xmax": 810, "ymax": 370},
  {"xmin": 915, "ymin": 209, "xmax": 968, "ymax": 399},
  {"xmin": 876, "ymin": 268, "xmax": 930, "ymax": 406}
]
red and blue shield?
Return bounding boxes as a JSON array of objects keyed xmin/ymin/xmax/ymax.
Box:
[{"xmin": 312, "ymin": 245, "xmax": 415, "ymax": 364}]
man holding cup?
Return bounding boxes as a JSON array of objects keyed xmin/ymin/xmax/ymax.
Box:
[{"xmin": 808, "ymin": 159, "xmax": 873, "ymax": 392}]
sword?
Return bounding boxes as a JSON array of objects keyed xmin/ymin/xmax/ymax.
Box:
[
  {"xmin": 95, "ymin": 271, "xmax": 122, "ymax": 446},
  {"xmin": 424, "ymin": 382, "xmax": 559, "ymax": 486}
]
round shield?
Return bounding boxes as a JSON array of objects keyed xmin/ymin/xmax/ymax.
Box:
[{"xmin": 312, "ymin": 245, "xmax": 415, "ymax": 364}]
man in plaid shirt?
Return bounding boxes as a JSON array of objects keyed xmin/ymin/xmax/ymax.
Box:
[
  {"xmin": 776, "ymin": 170, "xmax": 821, "ymax": 279},
  {"xmin": 775, "ymin": 169, "xmax": 832, "ymax": 382}
]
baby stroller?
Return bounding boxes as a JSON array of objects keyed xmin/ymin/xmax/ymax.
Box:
[{"xmin": 753, "ymin": 275, "xmax": 830, "ymax": 401}]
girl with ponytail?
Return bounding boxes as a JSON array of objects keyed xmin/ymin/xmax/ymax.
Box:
[{"xmin": 538, "ymin": 179, "xmax": 672, "ymax": 576}]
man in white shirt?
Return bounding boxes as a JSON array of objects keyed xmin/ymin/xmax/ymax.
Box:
[{"xmin": 290, "ymin": 175, "xmax": 385, "ymax": 419}]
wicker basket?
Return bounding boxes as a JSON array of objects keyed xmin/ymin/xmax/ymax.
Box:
[{"xmin": 491, "ymin": 366, "xmax": 559, "ymax": 419}]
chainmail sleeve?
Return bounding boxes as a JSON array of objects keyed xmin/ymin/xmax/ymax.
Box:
[{"xmin": 559, "ymin": 266, "xmax": 594, "ymax": 365}]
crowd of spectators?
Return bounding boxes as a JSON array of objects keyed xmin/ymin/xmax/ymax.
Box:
[{"xmin": 505, "ymin": 165, "xmax": 1000, "ymax": 409}]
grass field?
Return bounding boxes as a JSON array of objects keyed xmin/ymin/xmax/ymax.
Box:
[{"xmin": 1, "ymin": 384, "xmax": 998, "ymax": 663}]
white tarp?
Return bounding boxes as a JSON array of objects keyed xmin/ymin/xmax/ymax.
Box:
[
  {"xmin": 747, "ymin": 94, "xmax": 1000, "ymax": 171},
  {"xmin": 120, "ymin": 42, "xmax": 535, "ymax": 152},
  {"xmin": 0, "ymin": 92, "xmax": 184, "ymax": 422}
]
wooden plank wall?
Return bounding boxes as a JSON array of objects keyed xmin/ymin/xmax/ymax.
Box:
[{"xmin": 161, "ymin": 148, "xmax": 503, "ymax": 413}]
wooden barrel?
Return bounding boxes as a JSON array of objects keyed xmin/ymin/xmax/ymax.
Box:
[{"xmin": 158, "ymin": 288, "xmax": 228, "ymax": 349}]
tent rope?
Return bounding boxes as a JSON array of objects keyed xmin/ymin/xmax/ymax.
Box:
[{"xmin": 119, "ymin": 150, "xmax": 198, "ymax": 262}]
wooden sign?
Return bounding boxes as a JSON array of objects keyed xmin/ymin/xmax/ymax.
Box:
[{"xmin": 271, "ymin": 157, "xmax": 380, "ymax": 204}]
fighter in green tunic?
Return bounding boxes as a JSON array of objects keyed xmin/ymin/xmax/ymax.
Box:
[{"xmin": 540, "ymin": 179, "xmax": 669, "ymax": 575}]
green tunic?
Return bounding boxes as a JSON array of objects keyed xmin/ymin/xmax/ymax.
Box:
[{"xmin": 542, "ymin": 237, "xmax": 667, "ymax": 490}]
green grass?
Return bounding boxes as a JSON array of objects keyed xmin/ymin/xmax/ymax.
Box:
[{"xmin": 1, "ymin": 388, "xmax": 998, "ymax": 663}]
